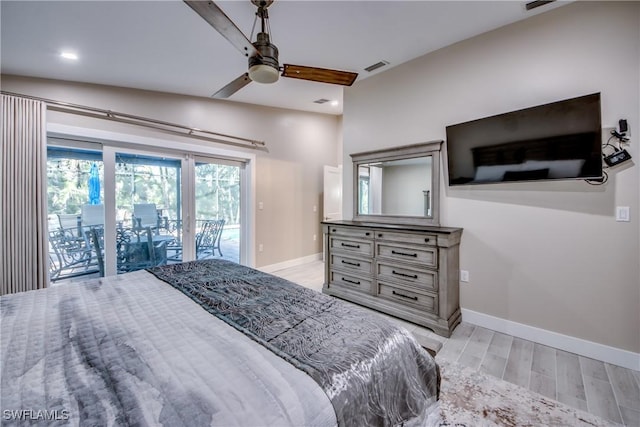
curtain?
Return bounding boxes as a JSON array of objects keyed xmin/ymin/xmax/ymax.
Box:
[{"xmin": 1, "ymin": 94, "xmax": 48, "ymax": 295}]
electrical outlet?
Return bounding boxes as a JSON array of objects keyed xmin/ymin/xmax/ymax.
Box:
[
  {"xmin": 313, "ymin": 205, "xmax": 317, "ymax": 212},
  {"xmin": 460, "ymin": 270, "xmax": 470, "ymax": 283},
  {"xmin": 258, "ymin": 244, "xmax": 264, "ymax": 252},
  {"xmin": 616, "ymin": 206, "xmax": 630, "ymax": 222},
  {"xmin": 313, "ymin": 234, "xmax": 317, "ymax": 241},
  {"xmin": 258, "ymin": 202, "xmax": 264, "ymax": 210}
]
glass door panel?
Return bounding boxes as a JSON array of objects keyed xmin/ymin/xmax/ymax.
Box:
[
  {"xmin": 195, "ymin": 158, "xmax": 241, "ymax": 263},
  {"xmin": 46, "ymin": 145, "xmax": 104, "ymax": 283},
  {"xmin": 113, "ymin": 152, "xmax": 183, "ymax": 273}
]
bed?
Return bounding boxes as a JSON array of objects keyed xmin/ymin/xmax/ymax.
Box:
[{"xmin": 1, "ymin": 259, "xmax": 440, "ymax": 426}]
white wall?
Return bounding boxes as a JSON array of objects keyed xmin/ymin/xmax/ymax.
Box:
[
  {"xmin": 1, "ymin": 75, "xmax": 341, "ymax": 267},
  {"xmin": 343, "ymin": 1, "xmax": 640, "ymax": 355}
]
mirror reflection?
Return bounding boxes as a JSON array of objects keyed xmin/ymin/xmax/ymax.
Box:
[{"xmin": 357, "ymin": 156, "xmax": 433, "ymax": 217}]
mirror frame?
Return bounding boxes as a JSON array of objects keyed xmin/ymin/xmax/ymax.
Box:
[{"xmin": 351, "ymin": 140, "xmax": 443, "ymax": 226}]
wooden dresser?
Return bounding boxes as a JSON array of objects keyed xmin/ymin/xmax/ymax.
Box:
[{"xmin": 322, "ymin": 220, "xmax": 463, "ymax": 337}]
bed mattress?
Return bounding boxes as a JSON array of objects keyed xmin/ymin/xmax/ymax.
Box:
[{"xmin": 1, "ymin": 259, "xmax": 439, "ymax": 426}]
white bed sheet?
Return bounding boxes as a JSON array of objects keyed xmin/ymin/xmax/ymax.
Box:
[{"xmin": 1, "ymin": 270, "xmax": 337, "ymax": 426}]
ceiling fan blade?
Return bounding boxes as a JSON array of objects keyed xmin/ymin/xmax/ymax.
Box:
[
  {"xmin": 212, "ymin": 73, "xmax": 252, "ymax": 99},
  {"xmin": 184, "ymin": 0, "xmax": 259, "ymax": 58},
  {"xmin": 282, "ymin": 64, "xmax": 358, "ymax": 86}
]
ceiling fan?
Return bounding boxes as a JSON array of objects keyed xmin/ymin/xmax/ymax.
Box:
[{"xmin": 184, "ymin": 0, "xmax": 358, "ymax": 98}]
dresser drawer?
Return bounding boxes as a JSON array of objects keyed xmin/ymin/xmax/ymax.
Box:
[
  {"xmin": 374, "ymin": 230, "xmax": 437, "ymax": 246},
  {"xmin": 378, "ymin": 283, "xmax": 438, "ymax": 314},
  {"xmin": 330, "ymin": 254, "xmax": 373, "ymax": 275},
  {"xmin": 376, "ymin": 262, "xmax": 436, "ymax": 292},
  {"xmin": 376, "ymin": 243, "xmax": 437, "ymax": 268},
  {"xmin": 330, "ymin": 236, "xmax": 374, "ymax": 257},
  {"xmin": 329, "ymin": 226, "xmax": 374, "ymax": 240},
  {"xmin": 329, "ymin": 270, "xmax": 372, "ymax": 293}
]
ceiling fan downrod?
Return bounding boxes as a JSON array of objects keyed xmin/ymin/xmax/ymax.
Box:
[{"xmin": 248, "ymin": 0, "xmax": 279, "ymax": 83}]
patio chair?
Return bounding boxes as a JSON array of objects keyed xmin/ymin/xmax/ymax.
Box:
[
  {"xmin": 195, "ymin": 219, "xmax": 225, "ymax": 259},
  {"xmin": 48, "ymin": 227, "xmax": 99, "ymax": 282},
  {"xmin": 57, "ymin": 213, "xmax": 80, "ymax": 230},
  {"xmin": 56, "ymin": 213, "xmax": 83, "ymax": 242},
  {"xmin": 88, "ymin": 227, "xmax": 106, "ymax": 277},
  {"xmin": 162, "ymin": 219, "xmax": 183, "ymax": 262},
  {"xmin": 133, "ymin": 203, "xmax": 161, "ymax": 231},
  {"xmin": 81, "ymin": 204, "xmax": 104, "ymax": 226},
  {"xmin": 89, "ymin": 226, "xmax": 168, "ymax": 275}
]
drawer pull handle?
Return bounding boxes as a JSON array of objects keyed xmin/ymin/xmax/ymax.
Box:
[
  {"xmin": 391, "ymin": 250, "xmax": 417, "ymax": 258},
  {"xmin": 342, "ymin": 278, "xmax": 361, "ymax": 285},
  {"xmin": 378, "ymin": 234, "xmax": 383, "ymax": 238},
  {"xmin": 392, "ymin": 290, "xmax": 418, "ymax": 301},
  {"xmin": 341, "ymin": 243, "xmax": 360, "ymax": 249},
  {"xmin": 341, "ymin": 260, "xmax": 361, "ymax": 267},
  {"xmin": 392, "ymin": 270, "xmax": 418, "ymax": 279},
  {"xmin": 365, "ymin": 232, "xmax": 370, "ymax": 236},
  {"xmin": 425, "ymin": 238, "xmax": 430, "ymax": 243}
]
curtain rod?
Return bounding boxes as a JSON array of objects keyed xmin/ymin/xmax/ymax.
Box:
[{"xmin": 1, "ymin": 91, "xmax": 267, "ymax": 151}]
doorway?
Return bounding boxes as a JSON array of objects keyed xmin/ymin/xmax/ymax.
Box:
[{"xmin": 46, "ymin": 138, "xmax": 249, "ymax": 283}]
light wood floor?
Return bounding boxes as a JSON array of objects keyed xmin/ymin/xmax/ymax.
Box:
[{"xmin": 268, "ymin": 260, "xmax": 640, "ymax": 427}]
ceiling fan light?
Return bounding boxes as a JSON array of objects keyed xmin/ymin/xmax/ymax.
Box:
[{"xmin": 248, "ymin": 63, "xmax": 279, "ymax": 84}]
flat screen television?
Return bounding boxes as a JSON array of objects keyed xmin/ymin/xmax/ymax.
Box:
[{"xmin": 445, "ymin": 93, "xmax": 602, "ymax": 186}]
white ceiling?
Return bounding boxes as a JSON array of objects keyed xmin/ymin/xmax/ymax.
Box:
[{"xmin": 1, "ymin": 0, "xmax": 568, "ymax": 115}]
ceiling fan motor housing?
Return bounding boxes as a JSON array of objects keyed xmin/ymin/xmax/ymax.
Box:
[{"xmin": 248, "ymin": 32, "xmax": 280, "ymax": 83}]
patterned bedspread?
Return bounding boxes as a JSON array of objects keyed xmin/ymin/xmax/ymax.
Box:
[
  {"xmin": 1, "ymin": 269, "xmax": 336, "ymax": 426},
  {"xmin": 148, "ymin": 259, "xmax": 440, "ymax": 426},
  {"xmin": 1, "ymin": 259, "xmax": 439, "ymax": 426}
]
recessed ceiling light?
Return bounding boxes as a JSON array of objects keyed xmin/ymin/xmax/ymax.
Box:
[
  {"xmin": 330, "ymin": 100, "xmax": 339, "ymax": 107},
  {"xmin": 60, "ymin": 51, "xmax": 78, "ymax": 60}
]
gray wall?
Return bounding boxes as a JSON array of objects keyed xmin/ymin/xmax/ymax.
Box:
[
  {"xmin": 1, "ymin": 75, "xmax": 341, "ymax": 268},
  {"xmin": 342, "ymin": 2, "xmax": 640, "ymax": 353}
]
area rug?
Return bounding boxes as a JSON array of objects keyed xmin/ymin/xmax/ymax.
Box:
[{"xmin": 429, "ymin": 360, "xmax": 619, "ymax": 427}]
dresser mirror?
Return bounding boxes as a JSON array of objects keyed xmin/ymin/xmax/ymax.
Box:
[{"xmin": 351, "ymin": 141, "xmax": 442, "ymax": 226}]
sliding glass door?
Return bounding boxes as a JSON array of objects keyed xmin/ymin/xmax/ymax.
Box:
[
  {"xmin": 47, "ymin": 141, "xmax": 248, "ymax": 283},
  {"xmin": 194, "ymin": 157, "xmax": 242, "ymax": 263}
]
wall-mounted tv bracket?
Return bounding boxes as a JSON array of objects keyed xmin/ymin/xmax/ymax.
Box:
[
  {"xmin": 603, "ymin": 119, "xmax": 632, "ymax": 167},
  {"xmin": 587, "ymin": 119, "xmax": 631, "ymax": 185}
]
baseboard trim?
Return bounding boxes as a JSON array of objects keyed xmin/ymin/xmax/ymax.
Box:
[
  {"xmin": 462, "ymin": 309, "xmax": 640, "ymax": 371},
  {"xmin": 259, "ymin": 253, "xmax": 323, "ymax": 274}
]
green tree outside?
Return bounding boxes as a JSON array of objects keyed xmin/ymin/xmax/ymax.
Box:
[{"xmin": 47, "ymin": 158, "xmax": 240, "ymax": 226}]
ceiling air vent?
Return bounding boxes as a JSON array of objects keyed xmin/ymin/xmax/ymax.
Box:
[
  {"xmin": 364, "ymin": 60, "xmax": 389, "ymax": 73},
  {"xmin": 313, "ymin": 98, "xmax": 330, "ymax": 104},
  {"xmin": 525, "ymin": 0, "xmax": 555, "ymax": 11}
]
